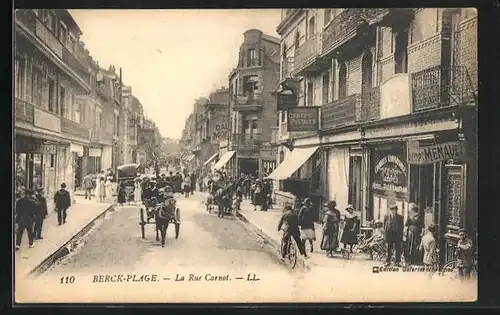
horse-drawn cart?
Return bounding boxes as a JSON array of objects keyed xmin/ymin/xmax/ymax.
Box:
[
  {"xmin": 117, "ymin": 163, "xmax": 141, "ymax": 203},
  {"xmin": 139, "ymin": 189, "xmax": 181, "ymax": 247}
]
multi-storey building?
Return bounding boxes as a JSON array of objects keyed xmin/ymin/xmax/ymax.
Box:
[
  {"xmin": 14, "ymin": 9, "xmax": 96, "ymax": 197},
  {"xmin": 217, "ymin": 29, "xmax": 280, "ymax": 178},
  {"xmin": 270, "ymin": 8, "xmax": 477, "ymax": 264}
]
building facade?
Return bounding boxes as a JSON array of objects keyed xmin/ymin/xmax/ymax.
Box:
[
  {"xmin": 222, "ymin": 29, "xmax": 281, "ymax": 178},
  {"xmin": 270, "ymin": 8, "xmax": 477, "ymax": 264}
]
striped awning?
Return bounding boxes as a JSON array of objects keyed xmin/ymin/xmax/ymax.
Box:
[
  {"xmin": 213, "ymin": 151, "xmax": 236, "ymax": 170},
  {"xmin": 203, "ymin": 153, "xmax": 219, "ymax": 166}
]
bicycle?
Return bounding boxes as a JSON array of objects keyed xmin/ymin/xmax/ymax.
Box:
[
  {"xmin": 279, "ymin": 232, "xmax": 298, "ymax": 269},
  {"xmin": 438, "ymin": 252, "xmax": 478, "ymax": 281}
]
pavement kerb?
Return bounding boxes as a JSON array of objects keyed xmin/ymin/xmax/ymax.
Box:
[{"xmin": 27, "ymin": 203, "xmax": 116, "ymax": 277}]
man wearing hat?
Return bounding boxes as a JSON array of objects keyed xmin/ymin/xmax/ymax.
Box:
[
  {"xmin": 15, "ymin": 188, "xmax": 38, "ymax": 250},
  {"xmin": 54, "ymin": 183, "xmax": 71, "ymax": 225},
  {"xmin": 383, "ymin": 201, "xmax": 404, "ymax": 266},
  {"xmin": 34, "ymin": 187, "xmax": 48, "ymax": 239},
  {"xmin": 298, "ymin": 197, "xmax": 316, "ymax": 253}
]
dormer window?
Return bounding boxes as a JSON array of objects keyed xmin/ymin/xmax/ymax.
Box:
[{"xmin": 247, "ymin": 48, "xmax": 258, "ymax": 67}]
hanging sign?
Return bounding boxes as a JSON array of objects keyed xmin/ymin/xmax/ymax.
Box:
[
  {"xmin": 408, "ymin": 141, "xmax": 466, "ymax": 165},
  {"xmin": 372, "ymin": 145, "xmax": 408, "ymax": 195},
  {"xmin": 89, "ymin": 148, "xmax": 102, "ymax": 157},
  {"xmin": 286, "ymin": 106, "xmax": 319, "ymax": 132}
]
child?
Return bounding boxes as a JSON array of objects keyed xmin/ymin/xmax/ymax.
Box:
[
  {"xmin": 419, "ymin": 224, "xmax": 438, "ymax": 279},
  {"xmin": 455, "ymin": 228, "xmax": 474, "ymax": 280}
]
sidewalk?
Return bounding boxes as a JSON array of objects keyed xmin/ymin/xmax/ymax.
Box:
[
  {"xmin": 237, "ymin": 199, "xmax": 377, "ymax": 269},
  {"xmin": 15, "ymin": 196, "xmax": 114, "ymax": 278}
]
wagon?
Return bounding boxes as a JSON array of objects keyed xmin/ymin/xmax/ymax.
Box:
[
  {"xmin": 117, "ymin": 163, "xmax": 141, "ymax": 203},
  {"xmin": 139, "ymin": 193, "xmax": 181, "ymax": 245}
]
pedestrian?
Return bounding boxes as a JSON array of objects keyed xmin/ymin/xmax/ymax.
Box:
[
  {"xmin": 261, "ymin": 179, "xmax": 271, "ymax": 211},
  {"xmin": 278, "ymin": 205, "xmax": 307, "ymax": 259},
  {"xmin": 340, "ymin": 204, "xmax": 359, "ymax": 253},
  {"xmin": 298, "ymin": 197, "xmax": 316, "ymax": 253},
  {"xmin": 54, "ymin": 183, "xmax": 71, "ymax": 225},
  {"xmin": 117, "ymin": 182, "xmax": 126, "ymax": 206},
  {"xmin": 252, "ymin": 179, "xmax": 262, "ymax": 211},
  {"xmin": 455, "ymin": 228, "xmax": 474, "ymax": 280},
  {"xmin": 95, "ymin": 175, "xmax": 104, "ymax": 202},
  {"xmin": 405, "ymin": 203, "xmax": 423, "ymax": 265},
  {"xmin": 15, "ymin": 188, "xmax": 38, "ymax": 250},
  {"xmin": 190, "ymin": 171, "xmax": 196, "ymax": 195},
  {"xmin": 419, "ymin": 224, "xmax": 438, "ymax": 279},
  {"xmin": 134, "ymin": 177, "xmax": 142, "ymax": 205},
  {"xmin": 183, "ymin": 173, "xmax": 191, "ymax": 198},
  {"xmin": 105, "ymin": 176, "xmax": 113, "ymax": 203},
  {"xmin": 320, "ymin": 201, "xmax": 341, "ymax": 257},
  {"xmin": 33, "ymin": 187, "xmax": 48, "ymax": 240},
  {"xmin": 383, "ymin": 202, "xmax": 404, "ymax": 267},
  {"xmin": 83, "ymin": 173, "xmax": 94, "ymax": 200}
]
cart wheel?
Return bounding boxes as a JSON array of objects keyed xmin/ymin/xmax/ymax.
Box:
[
  {"xmin": 139, "ymin": 208, "xmax": 146, "ymax": 239},
  {"xmin": 175, "ymin": 223, "xmax": 180, "ymax": 239}
]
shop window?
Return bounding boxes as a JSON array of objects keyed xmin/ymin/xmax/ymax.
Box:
[
  {"xmin": 15, "ymin": 153, "xmax": 27, "ymax": 188},
  {"xmin": 32, "ymin": 154, "xmax": 43, "ymax": 190},
  {"xmin": 409, "ymin": 164, "xmax": 435, "ymax": 221}
]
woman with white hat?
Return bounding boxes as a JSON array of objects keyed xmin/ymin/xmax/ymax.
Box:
[{"xmin": 104, "ymin": 176, "xmax": 113, "ymax": 203}]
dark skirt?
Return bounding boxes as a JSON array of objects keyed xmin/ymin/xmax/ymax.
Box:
[
  {"xmin": 252, "ymin": 192, "xmax": 262, "ymax": 206},
  {"xmin": 405, "ymin": 226, "xmax": 423, "ymax": 264},
  {"xmin": 341, "ymin": 228, "xmax": 358, "ymax": 245},
  {"xmin": 320, "ymin": 225, "xmax": 339, "ymax": 252},
  {"xmin": 183, "ymin": 184, "xmax": 191, "ymax": 193},
  {"xmin": 117, "ymin": 190, "xmax": 126, "ymax": 204}
]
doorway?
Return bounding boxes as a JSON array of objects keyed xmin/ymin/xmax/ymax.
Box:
[
  {"xmin": 74, "ymin": 153, "xmax": 83, "ymax": 190},
  {"xmin": 238, "ymin": 158, "xmax": 258, "ymax": 177},
  {"xmin": 348, "ymin": 156, "xmax": 362, "ymax": 212}
]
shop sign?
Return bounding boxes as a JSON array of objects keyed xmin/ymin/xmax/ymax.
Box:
[
  {"xmin": 408, "ymin": 141, "xmax": 466, "ymax": 165},
  {"xmin": 372, "ymin": 146, "xmax": 408, "ymax": 194},
  {"xmin": 277, "ymin": 93, "xmax": 298, "ymax": 110},
  {"xmin": 89, "ymin": 148, "xmax": 102, "ymax": 157},
  {"xmin": 34, "ymin": 108, "xmax": 61, "ymax": 133},
  {"xmin": 286, "ymin": 107, "xmax": 319, "ymax": 132},
  {"xmin": 70, "ymin": 144, "xmax": 84, "ymax": 156},
  {"xmin": 16, "ymin": 140, "xmax": 56, "ymax": 155}
]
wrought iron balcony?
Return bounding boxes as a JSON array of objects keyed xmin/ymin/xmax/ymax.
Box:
[
  {"xmin": 232, "ymin": 133, "xmax": 261, "ymax": 148},
  {"xmin": 15, "ymin": 98, "xmax": 35, "ymax": 124},
  {"xmin": 15, "ymin": 10, "xmax": 90, "ymax": 88},
  {"xmin": 322, "ymin": 9, "xmax": 391, "ymax": 57},
  {"xmin": 411, "ymin": 65, "xmax": 477, "ymax": 112},
  {"xmin": 232, "ymin": 93, "xmax": 263, "ymax": 111},
  {"xmin": 321, "ymin": 94, "xmax": 360, "ymax": 131},
  {"xmin": 293, "ymin": 33, "xmax": 327, "ymax": 76},
  {"xmin": 281, "ymin": 57, "xmax": 295, "ymax": 82},
  {"xmin": 61, "ymin": 117, "xmax": 90, "ymax": 139}
]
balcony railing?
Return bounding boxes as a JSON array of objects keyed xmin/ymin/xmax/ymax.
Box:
[
  {"xmin": 322, "ymin": 9, "xmax": 390, "ymax": 56},
  {"xmin": 233, "ymin": 93, "xmax": 263, "ymax": 111},
  {"xmin": 61, "ymin": 117, "xmax": 90, "ymax": 139},
  {"xmin": 15, "ymin": 10, "xmax": 90, "ymax": 86},
  {"xmin": 15, "ymin": 98, "xmax": 35, "ymax": 124},
  {"xmin": 294, "ymin": 33, "xmax": 322, "ymax": 74},
  {"xmin": 360, "ymin": 87, "xmax": 381, "ymax": 121},
  {"xmin": 321, "ymin": 94, "xmax": 360, "ymax": 130},
  {"xmin": 411, "ymin": 65, "xmax": 477, "ymax": 112},
  {"xmin": 281, "ymin": 57, "xmax": 294, "ymax": 81},
  {"xmin": 232, "ymin": 133, "xmax": 261, "ymax": 147}
]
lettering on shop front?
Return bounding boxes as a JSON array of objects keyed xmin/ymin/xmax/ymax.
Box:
[
  {"xmin": 286, "ymin": 107, "xmax": 319, "ymax": 132},
  {"xmin": 408, "ymin": 141, "xmax": 466, "ymax": 165},
  {"xmin": 372, "ymin": 146, "xmax": 408, "ymax": 195}
]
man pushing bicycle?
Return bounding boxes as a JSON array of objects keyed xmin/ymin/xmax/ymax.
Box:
[{"xmin": 278, "ymin": 205, "xmax": 308, "ymax": 259}]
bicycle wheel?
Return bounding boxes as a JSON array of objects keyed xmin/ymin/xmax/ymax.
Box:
[
  {"xmin": 439, "ymin": 260, "xmax": 459, "ymax": 280},
  {"xmin": 287, "ymin": 239, "xmax": 297, "ymax": 268}
]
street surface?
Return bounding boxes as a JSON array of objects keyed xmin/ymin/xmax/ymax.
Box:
[{"xmin": 17, "ymin": 193, "xmax": 477, "ymax": 303}]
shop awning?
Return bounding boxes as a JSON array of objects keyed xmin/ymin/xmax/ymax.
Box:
[
  {"xmin": 266, "ymin": 146, "xmax": 319, "ymax": 180},
  {"xmin": 203, "ymin": 153, "xmax": 219, "ymax": 166},
  {"xmin": 186, "ymin": 154, "xmax": 195, "ymax": 162},
  {"xmin": 213, "ymin": 151, "xmax": 236, "ymax": 170}
]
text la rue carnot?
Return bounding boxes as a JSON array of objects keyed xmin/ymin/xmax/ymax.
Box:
[{"xmin": 172, "ymin": 273, "xmax": 260, "ymax": 282}]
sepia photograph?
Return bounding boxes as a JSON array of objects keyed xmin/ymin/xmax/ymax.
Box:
[{"xmin": 13, "ymin": 8, "xmax": 477, "ymax": 304}]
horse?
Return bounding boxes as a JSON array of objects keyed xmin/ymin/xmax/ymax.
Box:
[{"xmin": 154, "ymin": 198, "xmax": 177, "ymax": 247}]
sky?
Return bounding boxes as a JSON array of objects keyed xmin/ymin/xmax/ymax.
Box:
[{"xmin": 69, "ymin": 9, "xmax": 282, "ymax": 140}]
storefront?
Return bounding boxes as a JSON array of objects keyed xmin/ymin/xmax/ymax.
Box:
[
  {"xmin": 15, "ymin": 135, "xmax": 58, "ymax": 197},
  {"xmin": 213, "ymin": 150, "xmax": 236, "ymax": 176},
  {"xmin": 88, "ymin": 147, "xmax": 103, "ymax": 174},
  {"xmin": 70, "ymin": 143, "xmax": 84, "ymax": 189}
]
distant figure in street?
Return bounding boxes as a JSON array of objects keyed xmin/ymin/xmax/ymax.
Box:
[
  {"xmin": 54, "ymin": 183, "xmax": 71, "ymax": 226},
  {"xmin": 252, "ymin": 179, "xmax": 263, "ymax": 211},
  {"xmin": 320, "ymin": 201, "xmax": 341, "ymax": 257},
  {"xmin": 341, "ymin": 205, "xmax": 359, "ymax": 253},
  {"xmin": 134, "ymin": 177, "xmax": 142, "ymax": 205},
  {"xmin": 95, "ymin": 176, "xmax": 104, "ymax": 202},
  {"xmin": 278, "ymin": 205, "xmax": 307, "ymax": 258},
  {"xmin": 298, "ymin": 197, "xmax": 316, "ymax": 253},
  {"xmin": 383, "ymin": 202, "xmax": 404, "ymax": 266},
  {"xmin": 105, "ymin": 177, "xmax": 113, "ymax": 203},
  {"xmin": 34, "ymin": 187, "xmax": 48, "ymax": 239},
  {"xmin": 455, "ymin": 228, "xmax": 474, "ymax": 279},
  {"xmin": 190, "ymin": 172, "xmax": 196, "ymax": 195},
  {"xmin": 83, "ymin": 173, "xmax": 94, "ymax": 200},
  {"xmin": 15, "ymin": 189, "xmax": 38, "ymax": 250},
  {"xmin": 419, "ymin": 224, "xmax": 438, "ymax": 279},
  {"xmin": 183, "ymin": 174, "xmax": 191, "ymax": 198},
  {"xmin": 117, "ymin": 182, "xmax": 126, "ymax": 205}
]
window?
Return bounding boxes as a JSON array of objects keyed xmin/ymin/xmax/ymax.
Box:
[
  {"xmin": 59, "ymin": 23, "xmax": 68, "ymax": 46},
  {"xmin": 74, "ymin": 102, "xmax": 81, "ymax": 123},
  {"xmin": 247, "ymin": 48, "xmax": 257, "ymax": 67},
  {"xmin": 43, "ymin": 10, "xmax": 56, "ymax": 34},
  {"xmin": 322, "ymin": 73, "xmax": 330, "ymax": 104},
  {"xmin": 294, "ymin": 31, "xmax": 300, "ymax": 50},
  {"xmin": 324, "ymin": 9, "xmax": 332, "ymax": 25},
  {"xmin": 394, "ymin": 30, "xmax": 409, "ymax": 74},
  {"xmin": 308, "ymin": 17, "xmax": 316, "ymax": 38},
  {"xmin": 60, "ymin": 86, "xmax": 66, "ymax": 117},
  {"xmin": 15, "ymin": 58, "xmax": 25, "ymax": 99},
  {"xmin": 338, "ymin": 63, "xmax": 347, "ymax": 98},
  {"xmin": 48, "ymin": 78, "xmax": 56, "ymax": 112},
  {"xmin": 96, "ymin": 111, "xmax": 102, "ymax": 129},
  {"xmin": 307, "ymin": 81, "xmax": 314, "ymax": 106},
  {"xmin": 31, "ymin": 68, "xmax": 43, "ymax": 106}
]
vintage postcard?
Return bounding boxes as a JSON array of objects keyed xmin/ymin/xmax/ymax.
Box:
[{"xmin": 14, "ymin": 8, "xmax": 477, "ymax": 303}]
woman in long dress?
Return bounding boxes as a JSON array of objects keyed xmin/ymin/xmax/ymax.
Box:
[
  {"xmin": 105, "ymin": 177, "xmax": 113, "ymax": 203},
  {"xmin": 134, "ymin": 177, "xmax": 142, "ymax": 205},
  {"xmin": 320, "ymin": 201, "xmax": 341, "ymax": 257},
  {"xmin": 341, "ymin": 205, "xmax": 359, "ymax": 253},
  {"xmin": 405, "ymin": 204, "xmax": 423, "ymax": 265},
  {"xmin": 95, "ymin": 176, "xmax": 105, "ymax": 202}
]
